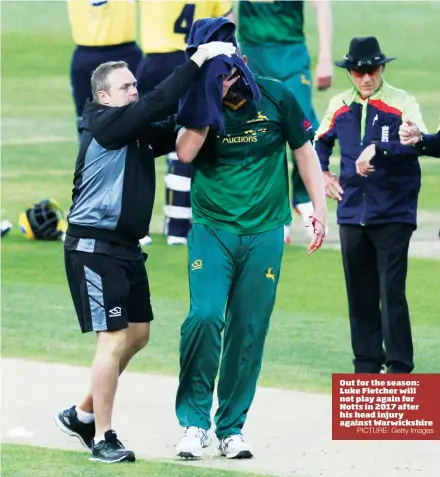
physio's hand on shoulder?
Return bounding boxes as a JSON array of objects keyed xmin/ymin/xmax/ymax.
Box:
[
  {"xmin": 197, "ymin": 42, "xmax": 236, "ymax": 60},
  {"xmin": 323, "ymin": 171, "xmax": 343, "ymax": 201},
  {"xmin": 399, "ymin": 116, "xmax": 422, "ymax": 145}
]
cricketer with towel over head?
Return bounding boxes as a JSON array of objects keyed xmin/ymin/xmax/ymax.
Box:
[{"xmin": 174, "ymin": 17, "xmax": 327, "ymax": 460}]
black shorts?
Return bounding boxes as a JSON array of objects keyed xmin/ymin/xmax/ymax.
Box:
[{"xmin": 64, "ymin": 250, "xmax": 153, "ymax": 333}]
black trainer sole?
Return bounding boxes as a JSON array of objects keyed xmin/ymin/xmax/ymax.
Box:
[
  {"xmin": 54, "ymin": 415, "xmax": 91, "ymax": 450},
  {"xmin": 89, "ymin": 454, "xmax": 136, "ymax": 464},
  {"xmin": 177, "ymin": 451, "xmax": 202, "ymax": 459},
  {"xmin": 226, "ymin": 450, "xmax": 254, "ymax": 459}
]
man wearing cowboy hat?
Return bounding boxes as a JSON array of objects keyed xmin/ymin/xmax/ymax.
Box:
[{"xmin": 314, "ymin": 36, "xmax": 427, "ymax": 374}]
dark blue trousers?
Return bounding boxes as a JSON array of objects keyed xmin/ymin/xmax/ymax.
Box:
[{"xmin": 136, "ymin": 51, "xmax": 192, "ymax": 240}]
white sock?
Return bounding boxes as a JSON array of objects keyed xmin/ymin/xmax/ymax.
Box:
[
  {"xmin": 94, "ymin": 435, "xmax": 105, "ymax": 445},
  {"xmin": 75, "ymin": 406, "xmax": 95, "ymax": 424}
]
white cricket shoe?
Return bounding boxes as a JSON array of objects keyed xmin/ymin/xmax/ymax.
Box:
[
  {"xmin": 139, "ymin": 235, "xmax": 152, "ymax": 246},
  {"xmin": 176, "ymin": 426, "xmax": 212, "ymax": 459},
  {"xmin": 167, "ymin": 236, "xmax": 187, "ymax": 246},
  {"xmin": 218, "ymin": 434, "xmax": 253, "ymax": 459}
]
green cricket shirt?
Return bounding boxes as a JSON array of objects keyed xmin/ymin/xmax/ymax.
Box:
[
  {"xmin": 238, "ymin": 0, "xmax": 305, "ymax": 44},
  {"xmin": 191, "ymin": 76, "xmax": 313, "ymax": 235}
]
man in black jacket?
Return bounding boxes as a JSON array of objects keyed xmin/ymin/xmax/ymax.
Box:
[
  {"xmin": 399, "ymin": 116, "xmax": 440, "ymax": 158},
  {"xmin": 54, "ymin": 40, "xmax": 236, "ymax": 464},
  {"xmin": 399, "ymin": 117, "xmax": 440, "ymax": 239}
]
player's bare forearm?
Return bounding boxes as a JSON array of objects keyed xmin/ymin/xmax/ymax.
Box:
[
  {"xmin": 293, "ymin": 141, "xmax": 327, "ymax": 215},
  {"xmin": 309, "ymin": 0, "xmax": 333, "ymax": 90},
  {"xmin": 176, "ymin": 127, "xmax": 209, "ymax": 163},
  {"xmin": 309, "ymin": 0, "xmax": 332, "ymax": 62}
]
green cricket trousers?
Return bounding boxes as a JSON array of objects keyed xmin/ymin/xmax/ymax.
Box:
[{"xmin": 175, "ymin": 223, "xmax": 284, "ymax": 439}]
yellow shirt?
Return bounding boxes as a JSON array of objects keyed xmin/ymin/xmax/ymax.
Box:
[
  {"xmin": 68, "ymin": 0, "xmax": 137, "ymax": 47},
  {"xmin": 139, "ymin": 0, "xmax": 233, "ymax": 53}
]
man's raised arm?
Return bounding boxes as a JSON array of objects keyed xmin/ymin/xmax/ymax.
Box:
[{"xmin": 92, "ymin": 42, "xmax": 235, "ymax": 149}]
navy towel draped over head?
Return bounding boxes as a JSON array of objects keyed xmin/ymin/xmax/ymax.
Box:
[{"xmin": 176, "ymin": 17, "xmax": 261, "ymax": 137}]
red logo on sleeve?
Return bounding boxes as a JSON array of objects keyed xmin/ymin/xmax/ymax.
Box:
[{"xmin": 303, "ymin": 119, "xmax": 313, "ymax": 131}]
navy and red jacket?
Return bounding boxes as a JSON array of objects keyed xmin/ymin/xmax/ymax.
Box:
[{"xmin": 315, "ymin": 81, "xmax": 427, "ymax": 228}]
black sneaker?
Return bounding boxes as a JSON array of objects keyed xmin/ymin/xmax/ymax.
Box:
[
  {"xmin": 90, "ymin": 430, "xmax": 135, "ymax": 463},
  {"xmin": 55, "ymin": 406, "xmax": 95, "ymax": 450}
]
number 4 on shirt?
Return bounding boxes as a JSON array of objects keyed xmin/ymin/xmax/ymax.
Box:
[{"xmin": 174, "ymin": 3, "xmax": 196, "ymax": 42}]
